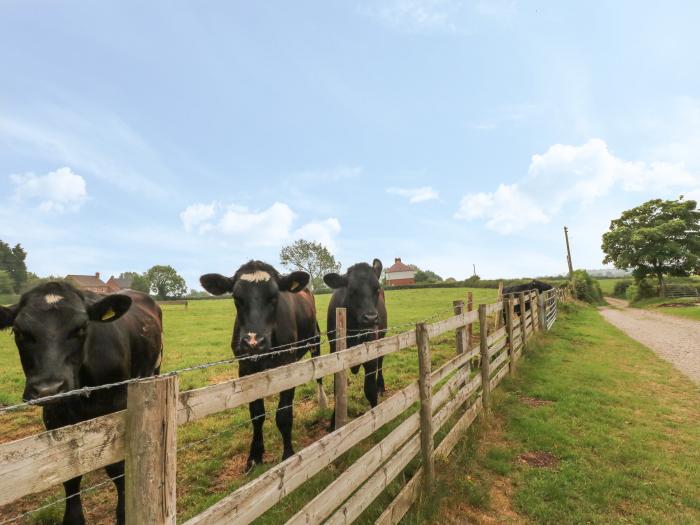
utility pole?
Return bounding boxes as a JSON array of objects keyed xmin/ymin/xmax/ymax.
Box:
[{"xmin": 564, "ymin": 226, "xmax": 574, "ymax": 278}]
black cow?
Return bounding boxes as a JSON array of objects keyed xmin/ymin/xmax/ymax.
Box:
[
  {"xmin": 324, "ymin": 259, "xmax": 387, "ymax": 426},
  {"xmin": 503, "ymin": 279, "xmax": 553, "ymax": 317},
  {"xmin": 199, "ymin": 261, "xmax": 325, "ymax": 472},
  {"xmin": 0, "ymin": 281, "xmax": 163, "ymax": 525}
]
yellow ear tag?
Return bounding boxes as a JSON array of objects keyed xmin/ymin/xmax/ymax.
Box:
[
  {"xmin": 290, "ymin": 281, "xmax": 299, "ymax": 291},
  {"xmin": 101, "ymin": 307, "xmax": 116, "ymax": 321}
]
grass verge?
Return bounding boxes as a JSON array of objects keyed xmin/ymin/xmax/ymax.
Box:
[{"xmin": 408, "ymin": 301, "xmax": 700, "ymax": 524}]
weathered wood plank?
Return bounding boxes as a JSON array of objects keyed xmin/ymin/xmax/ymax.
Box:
[
  {"xmin": 177, "ymin": 330, "xmax": 416, "ymax": 425},
  {"xmin": 434, "ymin": 397, "xmax": 483, "ymax": 459},
  {"xmin": 490, "ymin": 363, "xmax": 510, "ymax": 390},
  {"xmin": 489, "ymin": 350, "xmax": 509, "ymax": 376},
  {"xmin": 487, "ymin": 336, "xmax": 507, "ymax": 359},
  {"xmin": 416, "ymin": 323, "xmax": 435, "ymax": 494},
  {"xmin": 125, "ymin": 375, "xmax": 178, "ymax": 525},
  {"xmin": 334, "ymin": 307, "xmax": 348, "ymax": 429},
  {"xmin": 0, "ymin": 410, "xmax": 125, "ymax": 506},
  {"xmin": 183, "ymin": 382, "xmax": 421, "ymax": 525},
  {"xmin": 479, "ymin": 305, "xmax": 491, "ymax": 413},
  {"xmin": 425, "ymin": 310, "xmax": 478, "ymax": 340},
  {"xmin": 486, "ymin": 326, "xmax": 506, "ymax": 347},
  {"xmin": 485, "ymin": 301, "xmax": 503, "ymax": 316}
]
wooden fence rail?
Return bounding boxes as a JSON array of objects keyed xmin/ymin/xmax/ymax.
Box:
[{"xmin": 0, "ymin": 288, "xmax": 567, "ymax": 524}]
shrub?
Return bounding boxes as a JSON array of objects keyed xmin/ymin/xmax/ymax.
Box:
[
  {"xmin": 570, "ymin": 270, "xmax": 603, "ymax": 304},
  {"xmin": 625, "ymin": 278, "xmax": 657, "ymax": 302},
  {"xmin": 613, "ymin": 280, "xmax": 633, "ymax": 298}
]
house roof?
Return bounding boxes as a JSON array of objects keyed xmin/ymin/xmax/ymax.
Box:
[
  {"xmin": 109, "ymin": 276, "xmax": 133, "ymax": 289},
  {"xmin": 386, "ymin": 258, "xmax": 414, "ymax": 274},
  {"xmin": 66, "ymin": 274, "xmax": 107, "ymax": 287}
]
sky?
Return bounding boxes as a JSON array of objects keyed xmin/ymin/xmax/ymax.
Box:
[{"xmin": 2, "ymin": 1, "xmax": 700, "ymax": 289}]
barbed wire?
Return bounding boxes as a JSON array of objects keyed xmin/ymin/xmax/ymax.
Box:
[
  {"xmin": 0, "ymin": 473, "xmax": 125, "ymax": 525},
  {"xmin": 0, "ymin": 305, "xmax": 461, "ymax": 414}
]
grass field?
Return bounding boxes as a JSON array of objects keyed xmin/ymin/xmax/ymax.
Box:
[
  {"xmin": 629, "ymin": 296, "xmax": 700, "ymax": 321},
  {"xmin": 407, "ymin": 302, "xmax": 700, "ymax": 524},
  {"xmin": 596, "ymin": 278, "xmax": 627, "ymax": 296},
  {"xmin": 0, "ymin": 287, "xmax": 497, "ymax": 524}
]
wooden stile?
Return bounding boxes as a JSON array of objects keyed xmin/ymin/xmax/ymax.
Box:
[
  {"xmin": 334, "ymin": 307, "xmax": 348, "ymax": 429},
  {"xmin": 479, "ymin": 304, "xmax": 491, "ymax": 413},
  {"xmin": 125, "ymin": 375, "xmax": 178, "ymax": 525},
  {"xmin": 415, "ymin": 322, "xmax": 435, "ymax": 493}
]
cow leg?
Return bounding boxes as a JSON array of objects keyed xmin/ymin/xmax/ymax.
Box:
[
  {"xmin": 105, "ymin": 461, "xmax": 125, "ymax": 525},
  {"xmin": 363, "ymin": 359, "xmax": 379, "ymax": 408},
  {"xmin": 276, "ymin": 387, "xmax": 296, "ymax": 460},
  {"xmin": 377, "ymin": 356, "xmax": 385, "ymax": 395},
  {"xmin": 247, "ymin": 398, "xmax": 265, "ymax": 472},
  {"xmin": 62, "ymin": 476, "xmax": 85, "ymax": 525}
]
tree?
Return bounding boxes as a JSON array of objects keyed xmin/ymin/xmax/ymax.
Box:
[
  {"xmin": 279, "ymin": 240, "xmax": 341, "ymax": 291},
  {"xmin": 0, "ymin": 241, "xmax": 28, "ymax": 293},
  {"xmin": 145, "ymin": 265, "xmax": 187, "ymax": 300},
  {"xmin": 119, "ymin": 271, "xmax": 150, "ymax": 293},
  {"xmin": 601, "ymin": 198, "xmax": 700, "ymax": 294},
  {"xmin": 0, "ymin": 270, "xmax": 13, "ymax": 294},
  {"xmin": 414, "ymin": 268, "xmax": 443, "ymax": 283}
]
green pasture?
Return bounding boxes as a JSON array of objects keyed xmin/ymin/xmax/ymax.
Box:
[{"xmin": 0, "ymin": 287, "xmax": 496, "ymax": 523}]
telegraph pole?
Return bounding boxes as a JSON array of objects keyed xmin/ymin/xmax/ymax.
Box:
[{"xmin": 564, "ymin": 226, "xmax": 574, "ymax": 278}]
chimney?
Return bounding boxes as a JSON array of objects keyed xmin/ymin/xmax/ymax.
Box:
[
  {"xmin": 395, "ymin": 257, "xmax": 401, "ymax": 264},
  {"xmin": 95, "ymin": 272, "xmax": 100, "ymax": 280}
]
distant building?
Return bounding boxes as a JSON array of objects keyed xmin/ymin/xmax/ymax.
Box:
[
  {"xmin": 385, "ymin": 257, "xmax": 416, "ymax": 286},
  {"xmin": 107, "ymin": 275, "xmax": 133, "ymax": 292},
  {"xmin": 65, "ymin": 272, "xmax": 111, "ymax": 294}
]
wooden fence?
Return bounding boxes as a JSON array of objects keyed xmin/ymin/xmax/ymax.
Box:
[{"xmin": 0, "ymin": 288, "xmax": 568, "ymax": 524}]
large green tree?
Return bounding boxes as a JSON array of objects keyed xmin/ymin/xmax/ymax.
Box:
[
  {"xmin": 145, "ymin": 265, "xmax": 187, "ymax": 300},
  {"xmin": 0, "ymin": 241, "xmax": 28, "ymax": 293},
  {"xmin": 279, "ymin": 239, "xmax": 341, "ymax": 290},
  {"xmin": 0, "ymin": 270, "xmax": 13, "ymax": 294},
  {"xmin": 601, "ymin": 198, "xmax": 700, "ymax": 293},
  {"xmin": 119, "ymin": 271, "xmax": 151, "ymax": 293}
]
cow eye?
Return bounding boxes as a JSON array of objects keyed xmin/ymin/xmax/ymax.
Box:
[{"xmin": 68, "ymin": 325, "xmax": 87, "ymax": 340}]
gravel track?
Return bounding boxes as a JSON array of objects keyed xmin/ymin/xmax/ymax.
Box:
[{"xmin": 599, "ymin": 297, "xmax": 700, "ymax": 385}]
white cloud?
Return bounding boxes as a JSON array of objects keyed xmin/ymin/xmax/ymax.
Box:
[
  {"xmin": 387, "ymin": 186, "xmax": 439, "ymax": 203},
  {"xmin": 180, "ymin": 201, "xmax": 341, "ymax": 248},
  {"xmin": 10, "ymin": 167, "xmax": 87, "ymax": 213},
  {"xmin": 456, "ymin": 138, "xmax": 700, "ymax": 235},
  {"xmin": 293, "ymin": 218, "xmax": 342, "ymax": 250},
  {"xmin": 364, "ymin": 0, "xmax": 458, "ymax": 33},
  {"xmin": 180, "ymin": 202, "xmax": 217, "ymax": 233},
  {"xmin": 455, "ymin": 184, "xmax": 548, "ymax": 234}
]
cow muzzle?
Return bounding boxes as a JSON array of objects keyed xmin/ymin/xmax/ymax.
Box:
[{"xmin": 23, "ymin": 380, "xmax": 67, "ymax": 403}]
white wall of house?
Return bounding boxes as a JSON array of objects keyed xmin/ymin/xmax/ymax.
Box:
[{"xmin": 386, "ymin": 270, "xmax": 415, "ymax": 280}]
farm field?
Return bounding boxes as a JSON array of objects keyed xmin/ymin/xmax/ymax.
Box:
[
  {"xmin": 408, "ymin": 302, "xmax": 700, "ymax": 524},
  {"xmin": 629, "ymin": 296, "xmax": 700, "ymax": 321},
  {"xmin": 0, "ymin": 286, "xmax": 497, "ymax": 524},
  {"xmin": 596, "ymin": 278, "xmax": 626, "ymax": 296}
]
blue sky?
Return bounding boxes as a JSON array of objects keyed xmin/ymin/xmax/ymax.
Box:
[{"xmin": 2, "ymin": 1, "xmax": 700, "ymax": 288}]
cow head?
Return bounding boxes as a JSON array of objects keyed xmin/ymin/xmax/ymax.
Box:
[
  {"xmin": 324, "ymin": 259, "xmax": 383, "ymax": 328},
  {"xmin": 200, "ymin": 261, "xmax": 309, "ymax": 356},
  {"xmin": 0, "ymin": 282, "xmax": 132, "ymax": 403}
]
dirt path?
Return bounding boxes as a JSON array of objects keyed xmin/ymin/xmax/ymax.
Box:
[{"xmin": 599, "ymin": 297, "xmax": 700, "ymax": 385}]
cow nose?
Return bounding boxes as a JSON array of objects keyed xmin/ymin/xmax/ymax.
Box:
[
  {"xmin": 242, "ymin": 333, "xmax": 265, "ymax": 349},
  {"xmin": 24, "ymin": 380, "xmax": 66, "ymax": 401},
  {"xmin": 362, "ymin": 313, "xmax": 379, "ymax": 325}
]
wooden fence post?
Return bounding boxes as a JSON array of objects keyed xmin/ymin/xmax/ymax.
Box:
[
  {"xmin": 504, "ymin": 297, "xmax": 515, "ymax": 373},
  {"xmin": 478, "ymin": 304, "xmax": 491, "ymax": 413},
  {"xmin": 538, "ymin": 291, "xmax": 547, "ymax": 331},
  {"xmin": 494, "ymin": 281, "xmax": 504, "ymax": 329},
  {"xmin": 518, "ymin": 292, "xmax": 527, "ymax": 348},
  {"xmin": 466, "ymin": 292, "xmax": 474, "ymax": 348},
  {"xmin": 334, "ymin": 307, "xmax": 348, "ymax": 429},
  {"xmin": 125, "ymin": 374, "xmax": 178, "ymax": 525},
  {"xmin": 415, "ymin": 322, "xmax": 435, "ymax": 493},
  {"xmin": 531, "ymin": 291, "xmax": 539, "ymax": 332},
  {"xmin": 453, "ymin": 300, "xmax": 466, "ymax": 355}
]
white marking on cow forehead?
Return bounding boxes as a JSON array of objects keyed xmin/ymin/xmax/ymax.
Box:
[
  {"xmin": 44, "ymin": 294, "xmax": 64, "ymax": 304},
  {"xmin": 239, "ymin": 271, "xmax": 271, "ymax": 282}
]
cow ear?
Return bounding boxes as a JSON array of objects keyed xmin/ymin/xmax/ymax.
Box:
[
  {"xmin": 324, "ymin": 273, "xmax": 347, "ymax": 289},
  {"xmin": 0, "ymin": 305, "xmax": 18, "ymax": 330},
  {"xmin": 278, "ymin": 271, "xmax": 309, "ymax": 293},
  {"xmin": 87, "ymin": 295, "xmax": 132, "ymax": 323},
  {"xmin": 372, "ymin": 258, "xmax": 383, "ymax": 279},
  {"xmin": 200, "ymin": 274, "xmax": 234, "ymax": 296}
]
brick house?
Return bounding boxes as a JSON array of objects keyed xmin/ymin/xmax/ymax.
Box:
[
  {"xmin": 65, "ymin": 272, "xmax": 111, "ymax": 294},
  {"xmin": 385, "ymin": 257, "xmax": 416, "ymax": 286},
  {"xmin": 107, "ymin": 275, "xmax": 133, "ymax": 292}
]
